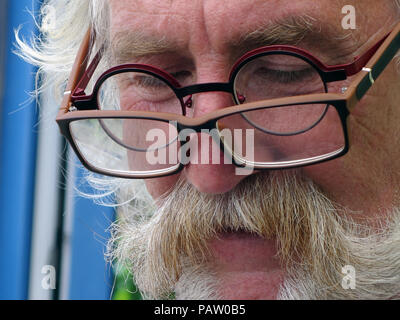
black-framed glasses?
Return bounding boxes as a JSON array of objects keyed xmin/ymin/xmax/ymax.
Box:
[{"xmin": 56, "ymin": 22, "xmax": 400, "ymax": 178}]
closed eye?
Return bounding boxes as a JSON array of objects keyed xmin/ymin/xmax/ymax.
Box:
[{"xmin": 254, "ymin": 67, "xmax": 317, "ymax": 84}]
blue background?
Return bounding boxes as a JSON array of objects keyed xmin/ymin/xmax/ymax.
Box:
[{"xmin": 0, "ymin": 0, "xmax": 115, "ymax": 300}]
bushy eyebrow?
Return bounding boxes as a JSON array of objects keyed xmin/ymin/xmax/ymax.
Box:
[
  {"xmin": 110, "ymin": 14, "xmax": 348, "ymax": 64},
  {"xmin": 111, "ymin": 33, "xmax": 177, "ymax": 64},
  {"xmin": 235, "ymin": 15, "xmax": 320, "ymax": 48}
]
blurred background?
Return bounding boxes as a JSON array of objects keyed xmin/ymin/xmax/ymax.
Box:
[{"xmin": 0, "ymin": 0, "xmax": 138, "ymax": 300}]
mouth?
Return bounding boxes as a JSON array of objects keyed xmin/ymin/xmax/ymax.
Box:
[{"xmin": 207, "ymin": 231, "xmax": 285, "ymax": 299}]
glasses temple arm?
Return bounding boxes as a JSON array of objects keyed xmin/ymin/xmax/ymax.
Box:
[
  {"xmin": 59, "ymin": 28, "xmax": 92, "ymax": 113},
  {"xmin": 355, "ymin": 31, "xmax": 400, "ymax": 101},
  {"xmin": 72, "ymin": 44, "xmax": 104, "ymax": 96}
]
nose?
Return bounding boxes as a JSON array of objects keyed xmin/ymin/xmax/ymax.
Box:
[{"xmin": 183, "ymin": 90, "xmax": 253, "ymax": 194}]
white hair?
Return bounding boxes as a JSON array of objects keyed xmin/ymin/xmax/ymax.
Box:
[{"xmin": 16, "ymin": 1, "xmax": 107, "ymax": 99}]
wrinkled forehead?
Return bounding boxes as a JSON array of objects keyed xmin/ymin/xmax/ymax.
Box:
[
  {"xmin": 107, "ymin": 0, "xmax": 394, "ymax": 59},
  {"xmin": 107, "ymin": 0, "xmax": 336, "ymax": 40}
]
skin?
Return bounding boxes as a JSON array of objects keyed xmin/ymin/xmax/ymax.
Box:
[{"xmin": 108, "ymin": 0, "xmax": 400, "ymax": 299}]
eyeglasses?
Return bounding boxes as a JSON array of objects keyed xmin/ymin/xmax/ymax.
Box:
[{"xmin": 57, "ymin": 22, "xmax": 400, "ymax": 179}]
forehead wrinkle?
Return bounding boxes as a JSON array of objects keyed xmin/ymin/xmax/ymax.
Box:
[{"xmin": 109, "ymin": 12, "xmax": 353, "ymax": 66}]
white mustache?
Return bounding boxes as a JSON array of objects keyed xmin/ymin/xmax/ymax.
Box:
[{"xmin": 109, "ymin": 171, "xmax": 400, "ymax": 299}]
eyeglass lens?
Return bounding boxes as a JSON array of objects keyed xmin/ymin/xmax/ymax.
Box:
[{"xmin": 69, "ymin": 52, "xmax": 346, "ymax": 176}]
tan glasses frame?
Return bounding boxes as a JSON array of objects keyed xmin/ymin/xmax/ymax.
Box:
[{"xmin": 56, "ymin": 22, "xmax": 400, "ymax": 178}]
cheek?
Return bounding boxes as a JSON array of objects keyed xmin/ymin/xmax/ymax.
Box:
[
  {"xmin": 145, "ymin": 174, "xmax": 181, "ymax": 201},
  {"xmin": 302, "ymin": 157, "xmax": 346, "ymax": 192}
]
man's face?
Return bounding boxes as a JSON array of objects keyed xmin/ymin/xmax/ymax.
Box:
[{"xmin": 107, "ymin": 0, "xmax": 400, "ymax": 299}]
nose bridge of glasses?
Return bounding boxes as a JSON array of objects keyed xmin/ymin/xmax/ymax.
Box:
[
  {"xmin": 176, "ymin": 119, "xmax": 225, "ymax": 160},
  {"xmin": 176, "ymin": 82, "xmax": 236, "ymax": 118},
  {"xmin": 176, "ymin": 82, "xmax": 233, "ymax": 98},
  {"xmin": 177, "ymin": 119, "xmax": 216, "ymax": 134},
  {"xmin": 176, "ymin": 119, "xmax": 231, "ymax": 168}
]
